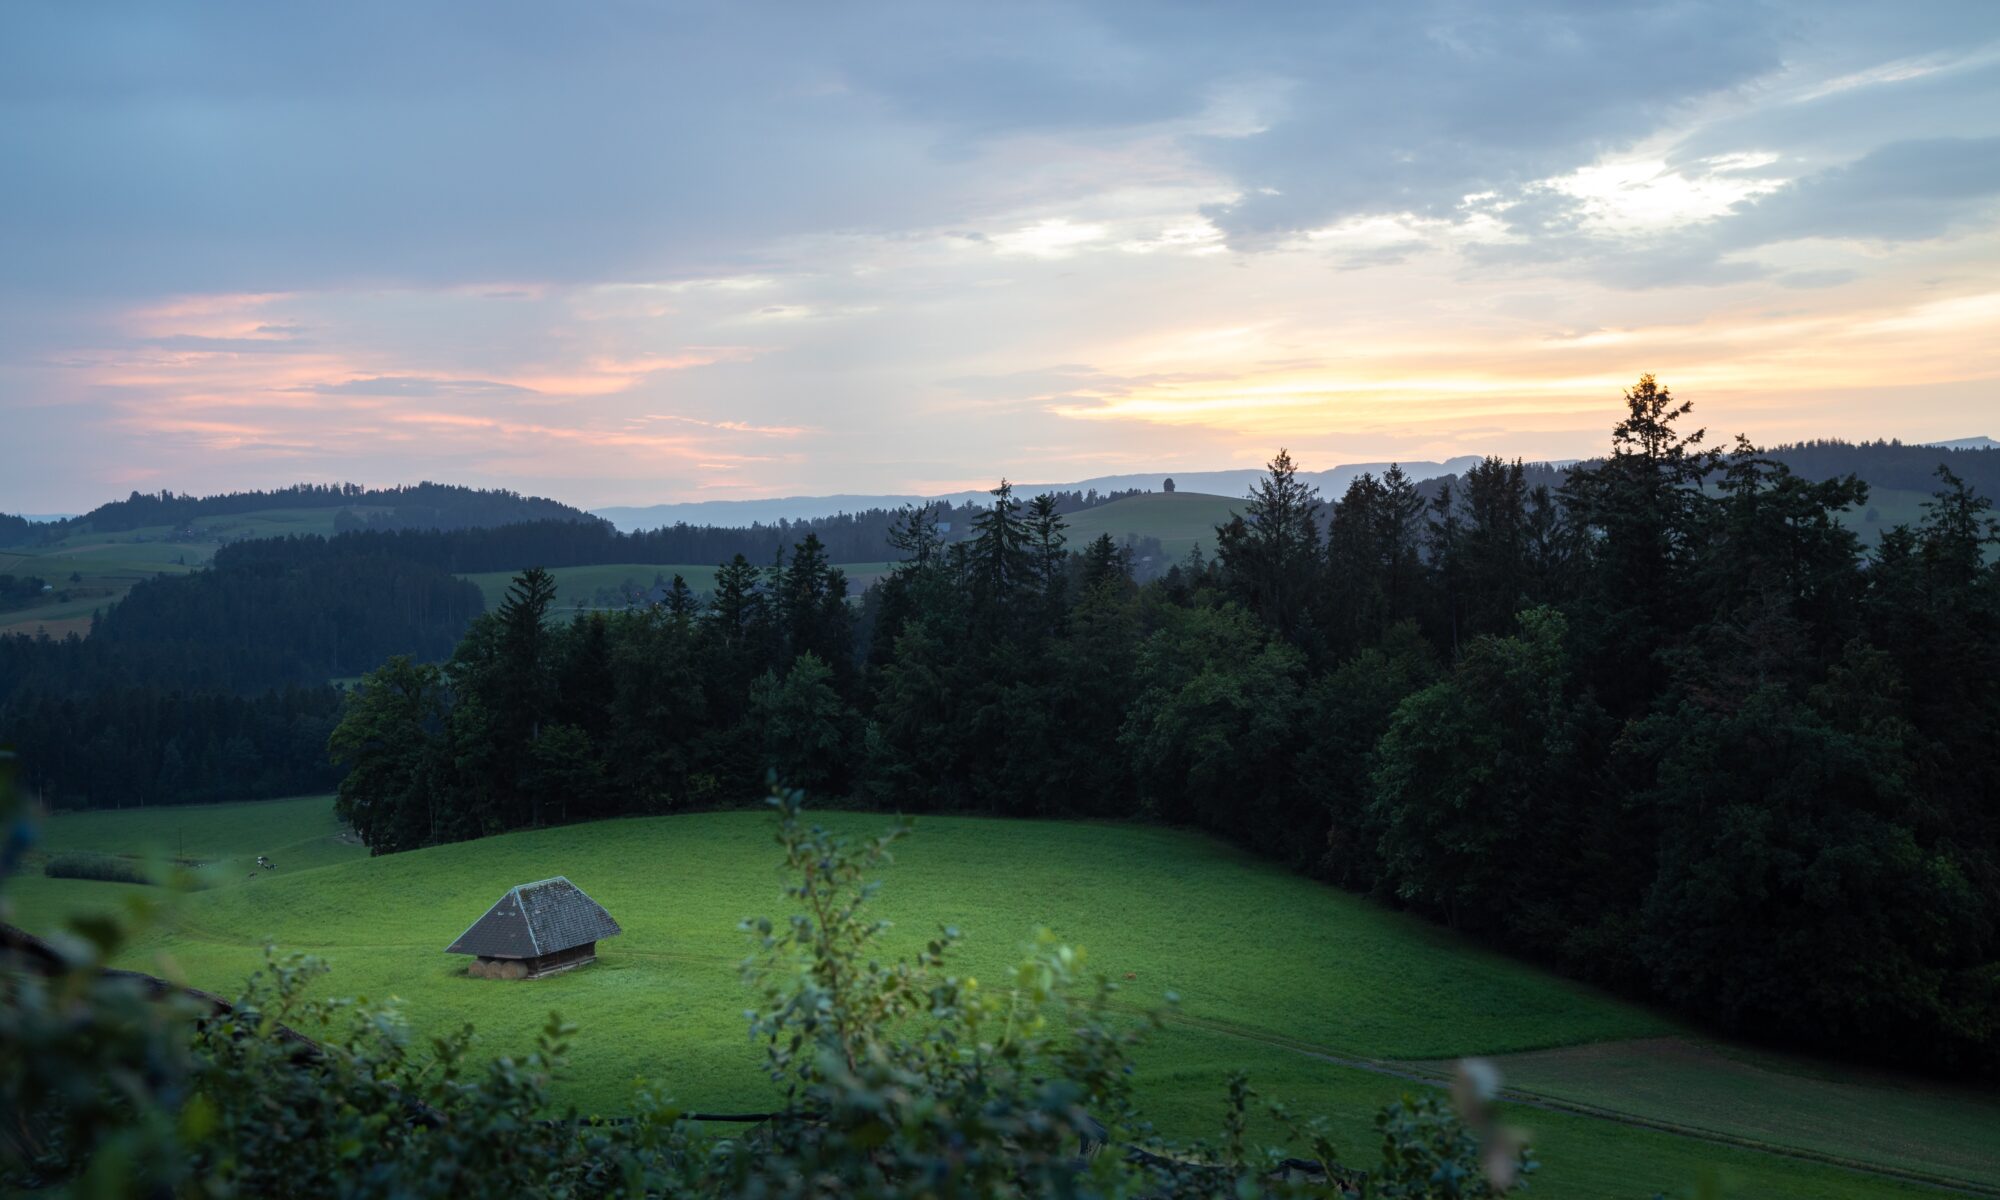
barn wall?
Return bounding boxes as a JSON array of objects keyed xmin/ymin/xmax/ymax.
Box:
[{"xmin": 524, "ymin": 941, "xmax": 597, "ymax": 978}]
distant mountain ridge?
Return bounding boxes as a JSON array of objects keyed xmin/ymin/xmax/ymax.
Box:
[
  {"xmin": 594, "ymin": 456, "xmax": 1510, "ymax": 531},
  {"xmin": 594, "ymin": 437, "xmax": 1997, "ymax": 532}
]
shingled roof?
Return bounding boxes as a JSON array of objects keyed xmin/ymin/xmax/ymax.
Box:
[{"xmin": 445, "ymin": 877, "xmax": 622, "ymax": 959}]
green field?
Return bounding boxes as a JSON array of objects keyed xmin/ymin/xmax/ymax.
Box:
[
  {"xmin": 0, "ymin": 536, "xmax": 211, "ymax": 638},
  {"xmin": 0, "ymin": 506, "xmax": 395, "ymax": 638},
  {"xmin": 1838, "ymin": 488, "xmax": 1935, "ymax": 545},
  {"xmin": 1064, "ymin": 491, "xmax": 1241, "ymax": 561},
  {"xmin": 10, "ymin": 797, "xmax": 1996, "ymax": 1198}
]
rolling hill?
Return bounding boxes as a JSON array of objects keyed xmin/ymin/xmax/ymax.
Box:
[
  {"xmin": 1062, "ymin": 491, "xmax": 1241, "ymax": 561},
  {"xmin": 0, "ymin": 485, "xmax": 597, "ymax": 640},
  {"xmin": 11, "ymin": 796, "xmax": 1997, "ymax": 1198},
  {"xmin": 590, "ymin": 459, "xmax": 1482, "ymax": 531}
]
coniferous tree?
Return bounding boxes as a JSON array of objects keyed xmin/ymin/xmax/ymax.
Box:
[
  {"xmin": 1215, "ymin": 449, "xmax": 1322, "ymax": 645},
  {"xmin": 777, "ymin": 532, "xmax": 853, "ymax": 680},
  {"xmin": 1458, "ymin": 458, "xmax": 1532, "ymax": 642},
  {"xmin": 1560, "ymin": 374, "xmax": 1721, "ymax": 711},
  {"xmin": 1424, "ymin": 481, "xmax": 1466, "ymax": 656},
  {"xmin": 969, "ymin": 481, "xmax": 1032, "ymax": 610},
  {"xmin": 1026, "ymin": 493, "xmax": 1069, "ymax": 612}
]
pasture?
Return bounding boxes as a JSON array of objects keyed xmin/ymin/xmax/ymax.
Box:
[
  {"xmin": 1063, "ymin": 491, "xmax": 1241, "ymax": 561},
  {"xmin": 10, "ymin": 796, "xmax": 1997, "ymax": 1198},
  {"xmin": 0, "ymin": 536, "xmax": 210, "ymax": 638},
  {"xmin": 0, "ymin": 506, "xmax": 386, "ymax": 638},
  {"xmin": 1839, "ymin": 487, "xmax": 1936, "ymax": 544}
]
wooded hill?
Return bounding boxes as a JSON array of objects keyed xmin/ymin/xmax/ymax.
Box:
[
  {"xmin": 4, "ymin": 393, "xmax": 2000, "ymax": 1078},
  {"xmin": 0, "ymin": 481, "xmax": 601, "ymax": 548},
  {"xmin": 325, "ymin": 386, "xmax": 2000, "ymax": 1081}
]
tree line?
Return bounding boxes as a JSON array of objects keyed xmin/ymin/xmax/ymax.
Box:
[
  {"xmin": 333, "ymin": 378, "xmax": 2000, "ymax": 1078},
  {"xmin": 0, "ymin": 575, "xmax": 48, "ymax": 610},
  {"xmin": 0, "ymin": 481, "xmax": 599, "ymax": 547},
  {"xmin": 0, "ymin": 545, "xmax": 483, "ymax": 807},
  {"xmin": 0, "ymin": 487, "xmax": 1151, "ymax": 808},
  {"xmin": 241, "ymin": 486, "xmax": 1146, "ymax": 575},
  {"xmin": 1759, "ymin": 437, "xmax": 2000, "ymax": 494}
]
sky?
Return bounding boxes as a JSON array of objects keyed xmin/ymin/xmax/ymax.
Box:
[{"xmin": 5, "ymin": 2, "xmax": 2000, "ymax": 513}]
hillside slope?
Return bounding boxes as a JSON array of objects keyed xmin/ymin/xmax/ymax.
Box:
[
  {"xmin": 13, "ymin": 798, "xmax": 1998, "ymax": 1198},
  {"xmin": 1062, "ymin": 491, "xmax": 1240, "ymax": 561},
  {"xmin": 0, "ymin": 485, "xmax": 591, "ymax": 637}
]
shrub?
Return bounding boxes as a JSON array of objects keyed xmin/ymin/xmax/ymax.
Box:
[
  {"xmin": 41, "ymin": 851, "xmax": 211, "ymax": 889},
  {"xmin": 42, "ymin": 852, "xmax": 149, "ymax": 885}
]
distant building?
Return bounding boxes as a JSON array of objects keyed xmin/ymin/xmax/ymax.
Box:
[{"xmin": 446, "ymin": 876, "xmax": 622, "ymax": 979}]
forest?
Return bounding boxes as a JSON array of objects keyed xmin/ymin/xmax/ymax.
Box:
[
  {"xmin": 3, "ymin": 380, "xmax": 1997, "ymax": 1078},
  {"xmin": 0, "ymin": 481, "xmax": 600, "ymax": 547},
  {"xmin": 0, "ymin": 487, "xmax": 1151, "ymax": 806},
  {"xmin": 0, "ymin": 575, "xmax": 48, "ymax": 609},
  {"xmin": 252, "ymin": 485, "xmax": 1146, "ymax": 572},
  {"xmin": 0, "ymin": 548, "xmax": 479, "ymax": 805},
  {"xmin": 326, "ymin": 378, "xmax": 2000, "ymax": 1079}
]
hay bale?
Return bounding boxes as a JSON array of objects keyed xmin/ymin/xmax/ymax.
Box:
[{"xmin": 497, "ymin": 959, "xmax": 528, "ymax": 981}]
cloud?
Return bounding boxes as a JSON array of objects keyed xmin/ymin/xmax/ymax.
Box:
[
  {"xmin": 1469, "ymin": 135, "xmax": 2000, "ymax": 288},
  {"xmin": 640, "ymin": 414, "xmax": 809, "ymax": 437},
  {"xmin": 1190, "ymin": 3, "xmax": 1788, "ymax": 249},
  {"xmin": 136, "ymin": 333, "xmax": 315, "ymax": 353},
  {"xmin": 1329, "ymin": 240, "xmax": 1433, "ymax": 271},
  {"xmin": 1718, "ymin": 135, "xmax": 2000, "ymax": 246},
  {"xmin": 299, "ymin": 375, "xmax": 542, "ymax": 398},
  {"xmin": 1773, "ymin": 268, "xmax": 1858, "ymax": 289},
  {"xmin": 0, "ymin": 2, "xmax": 1801, "ymax": 293},
  {"xmin": 4, "ymin": 2, "xmax": 2000, "ymax": 511}
]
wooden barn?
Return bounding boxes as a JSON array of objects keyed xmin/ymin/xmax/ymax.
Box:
[{"xmin": 445, "ymin": 876, "xmax": 622, "ymax": 979}]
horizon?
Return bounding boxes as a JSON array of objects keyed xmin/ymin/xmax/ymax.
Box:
[
  {"xmin": 6, "ymin": 3, "xmax": 2000, "ymax": 513},
  {"xmin": 22, "ymin": 434, "xmax": 2000, "ymax": 525}
]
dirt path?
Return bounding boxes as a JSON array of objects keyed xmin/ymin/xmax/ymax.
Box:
[{"xmin": 1143, "ymin": 1009, "xmax": 1999, "ymax": 1198}]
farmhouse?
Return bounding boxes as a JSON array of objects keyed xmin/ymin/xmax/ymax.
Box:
[{"xmin": 445, "ymin": 876, "xmax": 621, "ymax": 979}]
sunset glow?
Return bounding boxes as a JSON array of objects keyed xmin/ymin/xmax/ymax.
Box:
[{"xmin": 4, "ymin": 5, "xmax": 1999, "ymax": 510}]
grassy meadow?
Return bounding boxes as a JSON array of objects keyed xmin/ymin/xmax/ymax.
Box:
[
  {"xmin": 1838, "ymin": 487, "xmax": 1935, "ymax": 545},
  {"xmin": 0, "ymin": 506, "xmax": 392, "ymax": 638},
  {"xmin": 9, "ymin": 796, "xmax": 1997, "ymax": 1198},
  {"xmin": 0, "ymin": 535, "xmax": 211, "ymax": 639},
  {"xmin": 1064, "ymin": 491, "xmax": 1240, "ymax": 560}
]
